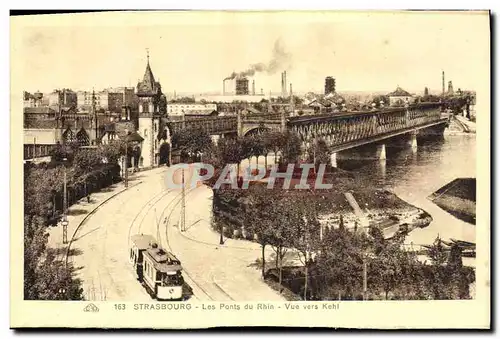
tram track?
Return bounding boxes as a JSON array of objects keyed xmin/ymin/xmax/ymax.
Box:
[
  {"xmin": 158, "ymin": 186, "xmax": 235, "ymax": 302},
  {"xmin": 158, "ymin": 187, "xmax": 217, "ymax": 301},
  {"xmin": 68, "ymin": 168, "xmax": 171, "ymax": 301},
  {"xmin": 126, "ymin": 187, "xmax": 174, "ymax": 249}
]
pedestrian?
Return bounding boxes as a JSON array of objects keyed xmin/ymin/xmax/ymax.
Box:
[{"xmin": 87, "ymin": 194, "xmax": 91, "ymax": 203}]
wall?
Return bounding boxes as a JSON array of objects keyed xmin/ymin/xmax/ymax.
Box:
[
  {"xmin": 24, "ymin": 129, "xmax": 58, "ymax": 144},
  {"xmin": 167, "ymin": 103, "xmax": 217, "ymax": 116},
  {"xmin": 389, "ymin": 96, "xmax": 414, "ymax": 106},
  {"xmin": 197, "ymin": 94, "xmax": 266, "ymax": 103}
]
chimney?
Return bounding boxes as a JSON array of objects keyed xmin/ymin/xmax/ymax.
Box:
[
  {"xmin": 252, "ymin": 80, "xmax": 255, "ymax": 96},
  {"xmin": 282, "ymin": 71, "xmax": 288, "ymax": 97},
  {"xmin": 442, "ymin": 71, "xmax": 445, "ymax": 95},
  {"xmin": 280, "ymin": 72, "xmax": 284, "ymax": 97},
  {"xmin": 222, "ymin": 80, "xmax": 226, "ymax": 96},
  {"xmin": 289, "ymin": 83, "xmax": 293, "ymax": 98},
  {"xmin": 261, "ymin": 88, "xmax": 263, "ymax": 96}
]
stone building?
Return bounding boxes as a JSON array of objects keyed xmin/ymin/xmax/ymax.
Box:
[
  {"xmin": 387, "ymin": 86, "xmax": 414, "ymax": 106},
  {"xmin": 136, "ymin": 53, "xmax": 171, "ymax": 168}
]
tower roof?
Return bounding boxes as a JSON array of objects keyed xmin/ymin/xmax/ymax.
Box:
[
  {"xmin": 137, "ymin": 55, "xmax": 161, "ymax": 97},
  {"xmin": 388, "ymin": 86, "xmax": 412, "ymax": 97}
]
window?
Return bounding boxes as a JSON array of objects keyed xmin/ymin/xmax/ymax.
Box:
[{"xmin": 144, "ymin": 129, "xmax": 148, "ymax": 137}]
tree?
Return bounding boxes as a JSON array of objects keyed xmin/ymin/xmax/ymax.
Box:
[
  {"xmin": 338, "ymin": 214, "xmax": 345, "ymax": 230},
  {"xmin": 315, "ymin": 223, "xmax": 368, "ymax": 300},
  {"xmin": 24, "ymin": 215, "xmax": 84, "ymax": 300},
  {"xmin": 288, "ymin": 199, "xmax": 321, "ymax": 300},
  {"xmin": 72, "ymin": 149, "xmax": 103, "ymax": 177},
  {"xmin": 225, "ymin": 137, "xmax": 245, "ymax": 174},
  {"xmin": 240, "ymin": 135, "xmax": 256, "ymax": 164},
  {"xmin": 309, "ymin": 138, "xmax": 330, "ymax": 171},
  {"xmin": 281, "ymin": 132, "xmax": 302, "ymax": 165},
  {"xmin": 244, "ymin": 186, "xmax": 276, "ymax": 278},
  {"xmin": 372, "ymin": 95, "xmax": 389, "ymax": 108},
  {"xmin": 49, "ymin": 142, "xmax": 79, "ymax": 166},
  {"xmin": 171, "ymin": 128, "xmax": 213, "ymax": 162},
  {"xmin": 262, "ymin": 131, "xmax": 284, "ymax": 165},
  {"xmin": 370, "ymin": 238, "xmax": 406, "ymax": 299},
  {"xmin": 100, "ymin": 140, "xmax": 128, "ymax": 164},
  {"xmin": 265, "ymin": 195, "xmax": 300, "ymax": 293},
  {"xmin": 427, "ymin": 236, "xmax": 448, "ymax": 266}
]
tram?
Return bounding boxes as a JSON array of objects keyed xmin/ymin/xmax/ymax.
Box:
[{"xmin": 130, "ymin": 234, "xmax": 184, "ymax": 301}]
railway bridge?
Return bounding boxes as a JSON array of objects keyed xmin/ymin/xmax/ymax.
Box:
[{"xmin": 169, "ymin": 102, "xmax": 449, "ymax": 164}]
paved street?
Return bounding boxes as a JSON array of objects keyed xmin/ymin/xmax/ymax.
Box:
[{"xmin": 53, "ymin": 167, "xmax": 284, "ymax": 302}]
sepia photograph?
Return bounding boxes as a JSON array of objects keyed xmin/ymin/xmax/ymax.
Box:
[{"xmin": 10, "ymin": 10, "xmax": 490, "ymax": 329}]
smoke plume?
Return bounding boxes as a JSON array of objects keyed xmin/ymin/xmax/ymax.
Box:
[{"xmin": 224, "ymin": 38, "xmax": 291, "ymax": 80}]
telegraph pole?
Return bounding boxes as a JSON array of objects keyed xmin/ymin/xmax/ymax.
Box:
[
  {"xmin": 62, "ymin": 158, "xmax": 68, "ymax": 244},
  {"xmin": 124, "ymin": 137, "xmax": 129, "ymax": 188}
]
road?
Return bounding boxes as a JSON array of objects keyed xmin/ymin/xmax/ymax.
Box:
[{"xmin": 67, "ymin": 167, "xmax": 285, "ymax": 302}]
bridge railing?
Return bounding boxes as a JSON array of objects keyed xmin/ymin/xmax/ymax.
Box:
[
  {"xmin": 289, "ymin": 102, "xmax": 445, "ymax": 147},
  {"xmin": 243, "ymin": 113, "xmax": 283, "ymax": 121},
  {"xmin": 24, "ymin": 144, "xmax": 55, "ymax": 160},
  {"xmin": 168, "ymin": 116, "xmax": 237, "ymax": 135}
]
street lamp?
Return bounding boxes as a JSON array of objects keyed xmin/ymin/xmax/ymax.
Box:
[{"xmin": 62, "ymin": 157, "xmax": 68, "ymax": 244}]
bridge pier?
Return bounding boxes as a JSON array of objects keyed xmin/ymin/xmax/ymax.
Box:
[
  {"xmin": 330, "ymin": 153, "xmax": 337, "ymax": 168},
  {"xmin": 408, "ymin": 130, "xmax": 418, "ymax": 151},
  {"xmin": 211, "ymin": 134, "xmax": 222, "ymax": 145},
  {"xmin": 376, "ymin": 143, "xmax": 387, "ymax": 160},
  {"xmin": 417, "ymin": 123, "xmax": 446, "ymax": 140}
]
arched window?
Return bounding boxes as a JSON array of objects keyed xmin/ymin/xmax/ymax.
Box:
[
  {"xmin": 76, "ymin": 128, "xmax": 90, "ymax": 146},
  {"xmin": 144, "ymin": 129, "xmax": 148, "ymax": 138},
  {"xmin": 62, "ymin": 128, "xmax": 74, "ymax": 144}
]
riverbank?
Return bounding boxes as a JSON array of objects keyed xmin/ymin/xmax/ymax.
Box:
[
  {"xmin": 428, "ymin": 178, "xmax": 476, "ymax": 225},
  {"xmin": 212, "ymin": 172, "xmax": 433, "ymax": 241}
]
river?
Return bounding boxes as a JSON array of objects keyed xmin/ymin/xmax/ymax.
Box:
[{"xmin": 339, "ymin": 134, "xmax": 476, "ymax": 247}]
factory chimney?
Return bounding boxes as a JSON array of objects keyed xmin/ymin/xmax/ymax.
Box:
[
  {"xmin": 252, "ymin": 80, "xmax": 255, "ymax": 96},
  {"xmin": 281, "ymin": 71, "xmax": 288, "ymax": 97},
  {"xmin": 442, "ymin": 71, "xmax": 445, "ymax": 96},
  {"xmin": 223, "ymin": 79, "xmax": 226, "ymax": 96},
  {"xmin": 261, "ymin": 88, "xmax": 264, "ymax": 96}
]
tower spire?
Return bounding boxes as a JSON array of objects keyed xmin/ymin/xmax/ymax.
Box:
[{"xmin": 146, "ymin": 48, "xmax": 150, "ymax": 64}]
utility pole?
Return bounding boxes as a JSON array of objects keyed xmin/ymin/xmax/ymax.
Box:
[
  {"xmin": 180, "ymin": 168, "xmax": 186, "ymax": 232},
  {"xmin": 363, "ymin": 254, "xmax": 368, "ymax": 301},
  {"xmin": 124, "ymin": 137, "xmax": 129, "ymax": 188},
  {"xmin": 62, "ymin": 158, "xmax": 68, "ymax": 244}
]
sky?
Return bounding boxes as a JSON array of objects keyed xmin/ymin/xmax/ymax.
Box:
[{"xmin": 11, "ymin": 11, "xmax": 490, "ymax": 96}]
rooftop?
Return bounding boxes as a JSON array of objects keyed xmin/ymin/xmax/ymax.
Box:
[
  {"xmin": 387, "ymin": 86, "xmax": 412, "ymax": 97},
  {"xmin": 130, "ymin": 234, "xmax": 157, "ymax": 250},
  {"xmin": 137, "ymin": 57, "xmax": 161, "ymax": 97},
  {"xmin": 144, "ymin": 246, "xmax": 182, "ymax": 272}
]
